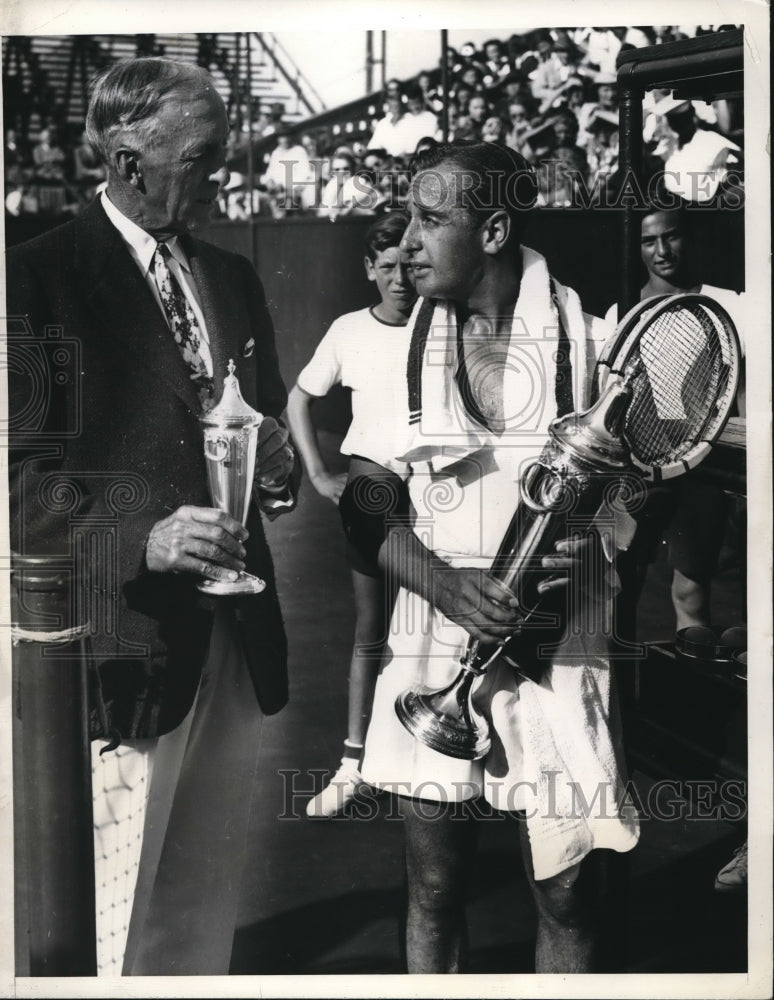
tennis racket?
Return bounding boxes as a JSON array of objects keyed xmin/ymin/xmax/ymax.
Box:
[{"xmin": 594, "ymin": 292, "xmax": 742, "ymax": 481}]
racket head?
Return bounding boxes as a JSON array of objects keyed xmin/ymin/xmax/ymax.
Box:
[{"xmin": 594, "ymin": 293, "xmax": 742, "ymax": 482}]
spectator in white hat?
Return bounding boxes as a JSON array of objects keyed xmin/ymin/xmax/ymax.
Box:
[{"xmin": 650, "ymin": 92, "xmax": 742, "ymax": 203}]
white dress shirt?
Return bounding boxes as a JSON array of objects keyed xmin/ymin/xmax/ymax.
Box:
[{"xmin": 100, "ymin": 192, "xmax": 213, "ymax": 376}]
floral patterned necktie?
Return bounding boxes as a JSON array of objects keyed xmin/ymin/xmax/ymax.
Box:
[{"xmin": 152, "ymin": 242, "xmax": 214, "ymax": 410}]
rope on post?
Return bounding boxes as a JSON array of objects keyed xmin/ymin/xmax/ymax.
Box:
[{"xmin": 12, "ymin": 623, "xmax": 91, "ymax": 645}]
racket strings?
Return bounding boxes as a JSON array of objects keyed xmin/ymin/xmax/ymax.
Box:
[{"xmin": 623, "ymin": 303, "xmax": 733, "ymax": 465}]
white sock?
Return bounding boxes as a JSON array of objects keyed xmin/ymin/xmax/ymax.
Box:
[{"xmin": 340, "ymin": 740, "xmax": 363, "ymax": 772}]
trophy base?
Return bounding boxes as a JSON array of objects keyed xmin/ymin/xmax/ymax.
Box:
[
  {"xmin": 197, "ymin": 571, "xmax": 266, "ymax": 596},
  {"xmin": 395, "ymin": 687, "xmax": 491, "ymax": 761}
]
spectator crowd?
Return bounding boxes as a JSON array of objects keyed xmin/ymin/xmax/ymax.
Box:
[{"xmin": 5, "ymin": 25, "xmax": 744, "ymax": 224}]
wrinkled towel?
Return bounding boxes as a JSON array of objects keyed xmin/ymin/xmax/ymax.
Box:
[
  {"xmin": 397, "ymin": 245, "xmax": 598, "ymax": 467},
  {"xmin": 517, "ymin": 658, "xmax": 640, "ymax": 880}
]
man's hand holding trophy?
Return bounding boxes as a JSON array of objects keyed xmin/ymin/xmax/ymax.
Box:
[{"xmin": 145, "ymin": 360, "xmax": 294, "ymax": 594}]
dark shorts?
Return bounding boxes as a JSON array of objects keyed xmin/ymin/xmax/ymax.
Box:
[
  {"xmin": 338, "ymin": 462, "xmax": 408, "ymax": 579},
  {"xmin": 664, "ymin": 479, "xmax": 730, "ymax": 581},
  {"xmin": 634, "ymin": 479, "xmax": 731, "ymax": 581}
]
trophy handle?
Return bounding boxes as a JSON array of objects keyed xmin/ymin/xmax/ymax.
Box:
[
  {"xmin": 204, "ymin": 436, "xmax": 230, "ymax": 463},
  {"xmin": 519, "ymin": 460, "xmax": 572, "ymax": 514}
]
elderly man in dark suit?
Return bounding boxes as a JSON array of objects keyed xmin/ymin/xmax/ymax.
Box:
[{"xmin": 7, "ymin": 58, "xmax": 296, "ymax": 976}]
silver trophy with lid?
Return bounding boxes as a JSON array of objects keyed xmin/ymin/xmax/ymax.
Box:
[{"xmin": 198, "ymin": 360, "xmax": 266, "ymax": 595}]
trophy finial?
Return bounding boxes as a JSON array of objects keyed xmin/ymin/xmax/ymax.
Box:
[{"xmin": 199, "ymin": 361, "xmax": 263, "ymax": 428}]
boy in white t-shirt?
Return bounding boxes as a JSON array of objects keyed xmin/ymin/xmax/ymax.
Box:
[{"xmin": 287, "ymin": 212, "xmax": 417, "ymax": 815}]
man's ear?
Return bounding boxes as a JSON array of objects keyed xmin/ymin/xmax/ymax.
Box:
[
  {"xmin": 114, "ymin": 148, "xmax": 144, "ymax": 191},
  {"xmin": 364, "ymin": 255, "xmax": 376, "ymax": 282},
  {"xmin": 481, "ymin": 210, "xmax": 511, "ymax": 256}
]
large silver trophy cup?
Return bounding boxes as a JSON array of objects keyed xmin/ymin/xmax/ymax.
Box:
[
  {"xmin": 198, "ymin": 360, "xmax": 266, "ymax": 596},
  {"xmin": 394, "ymin": 368, "xmax": 637, "ymax": 760}
]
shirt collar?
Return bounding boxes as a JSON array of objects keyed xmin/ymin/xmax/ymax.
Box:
[{"xmin": 100, "ymin": 191, "xmax": 191, "ymax": 276}]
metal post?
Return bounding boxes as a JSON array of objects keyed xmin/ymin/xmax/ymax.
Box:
[
  {"xmin": 234, "ymin": 32, "xmax": 242, "ymax": 134},
  {"xmin": 380, "ymin": 31, "xmax": 387, "ymax": 90},
  {"xmin": 78, "ymin": 43, "xmax": 89, "ymax": 120},
  {"xmin": 440, "ymin": 29, "xmax": 449, "ymax": 142},
  {"xmin": 246, "ymin": 32, "xmax": 255, "ymax": 220},
  {"xmin": 64, "ymin": 38, "xmax": 77, "ymax": 116},
  {"xmin": 619, "ymin": 82, "xmax": 643, "ymax": 320},
  {"xmin": 246, "ymin": 33, "xmax": 259, "ymax": 268},
  {"xmin": 12, "ymin": 555, "xmax": 96, "ymax": 976},
  {"xmin": 366, "ymin": 31, "xmax": 374, "ymax": 94}
]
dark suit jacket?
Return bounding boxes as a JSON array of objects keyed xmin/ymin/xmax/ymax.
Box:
[{"xmin": 7, "ymin": 199, "xmax": 292, "ymax": 739}]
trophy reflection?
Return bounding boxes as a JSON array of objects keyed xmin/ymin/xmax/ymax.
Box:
[{"xmin": 198, "ymin": 359, "xmax": 266, "ymax": 595}]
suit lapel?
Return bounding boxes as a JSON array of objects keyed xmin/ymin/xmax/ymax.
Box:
[
  {"xmin": 77, "ymin": 203, "xmax": 256, "ymax": 414},
  {"xmin": 82, "ymin": 204, "xmax": 201, "ymax": 415}
]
